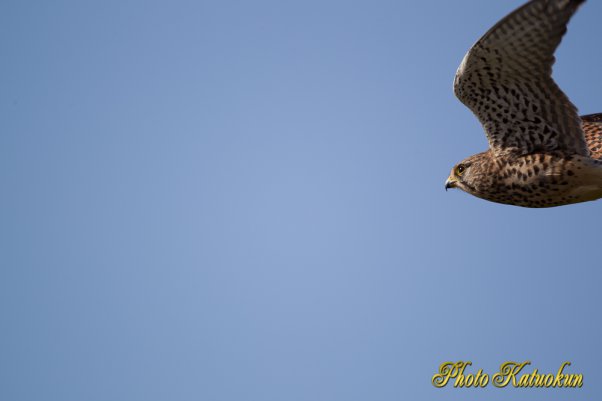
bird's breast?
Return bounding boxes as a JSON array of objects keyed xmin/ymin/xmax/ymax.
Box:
[{"xmin": 479, "ymin": 154, "xmax": 602, "ymax": 207}]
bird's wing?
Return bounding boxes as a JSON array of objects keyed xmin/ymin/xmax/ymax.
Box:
[
  {"xmin": 454, "ymin": 0, "xmax": 589, "ymax": 157},
  {"xmin": 581, "ymin": 113, "xmax": 602, "ymax": 123},
  {"xmin": 582, "ymin": 114, "xmax": 602, "ymax": 160}
]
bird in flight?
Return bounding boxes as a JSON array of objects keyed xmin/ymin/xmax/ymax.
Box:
[{"xmin": 445, "ymin": 0, "xmax": 602, "ymax": 207}]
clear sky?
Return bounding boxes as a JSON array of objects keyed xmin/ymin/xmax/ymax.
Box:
[{"xmin": 2, "ymin": 1, "xmax": 602, "ymax": 400}]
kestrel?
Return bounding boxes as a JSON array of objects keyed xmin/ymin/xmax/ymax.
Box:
[{"xmin": 445, "ymin": 0, "xmax": 602, "ymax": 207}]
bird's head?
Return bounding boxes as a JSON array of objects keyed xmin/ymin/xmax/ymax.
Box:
[{"xmin": 445, "ymin": 152, "xmax": 491, "ymax": 196}]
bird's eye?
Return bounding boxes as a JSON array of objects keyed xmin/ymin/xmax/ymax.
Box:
[{"xmin": 456, "ymin": 165, "xmax": 466, "ymax": 176}]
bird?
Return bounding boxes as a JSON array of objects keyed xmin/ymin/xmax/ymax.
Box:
[{"xmin": 445, "ymin": 0, "xmax": 602, "ymax": 207}]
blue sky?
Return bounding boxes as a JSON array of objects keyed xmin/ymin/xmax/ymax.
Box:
[{"xmin": 2, "ymin": 1, "xmax": 602, "ymax": 400}]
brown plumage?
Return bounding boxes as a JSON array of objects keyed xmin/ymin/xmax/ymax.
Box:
[
  {"xmin": 446, "ymin": 0, "xmax": 602, "ymax": 207},
  {"xmin": 583, "ymin": 114, "xmax": 602, "ymax": 160}
]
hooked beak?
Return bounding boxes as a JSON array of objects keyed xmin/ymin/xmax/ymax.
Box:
[{"xmin": 445, "ymin": 178, "xmax": 457, "ymax": 191}]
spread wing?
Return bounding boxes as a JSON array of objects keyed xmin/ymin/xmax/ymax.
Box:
[{"xmin": 454, "ymin": 0, "xmax": 589, "ymax": 157}]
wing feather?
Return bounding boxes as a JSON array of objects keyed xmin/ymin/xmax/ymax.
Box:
[{"xmin": 454, "ymin": 0, "xmax": 588, "ymax": 157}]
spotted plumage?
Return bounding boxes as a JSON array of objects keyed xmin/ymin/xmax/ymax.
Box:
[
  {"xmin": 582, "ymin": 114, "xmax": 602, "ymax": 159},
  {"xmin": 446, "ymin": 0, "xmax": 602, "ymax": 207}
]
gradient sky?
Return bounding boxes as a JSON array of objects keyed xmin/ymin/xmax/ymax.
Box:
[{"xmin": 2, "ymin": 1, "xmax": 602, "ymax": 400}]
